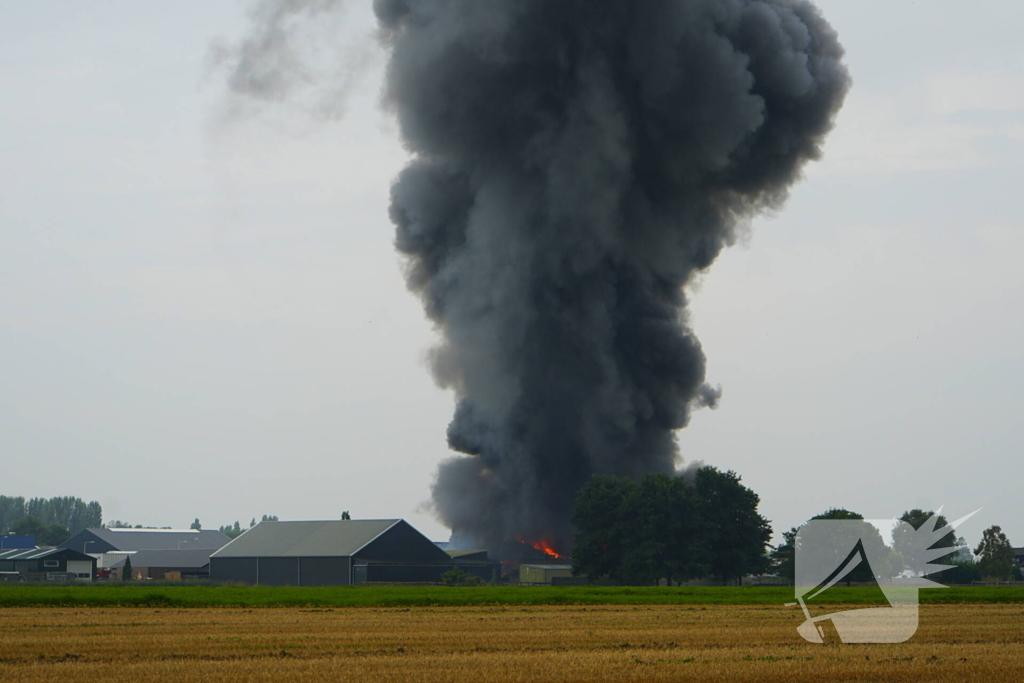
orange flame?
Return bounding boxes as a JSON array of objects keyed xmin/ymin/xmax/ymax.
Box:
[
  {"xmin": 509, "ymin": 535, "xmax": 565, "ymax": 559},
  {"xmin": 532, "ymin": 540, "xmax": 565, "ymax": 557},
  {"xmin": 532, "ymin": 540, "xmax": 563, "ymax": 559}
]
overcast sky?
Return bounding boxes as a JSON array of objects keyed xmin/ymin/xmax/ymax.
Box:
[{"xmin": 1, "ymin": 1, "xmax": 1020, "ymax": 549}]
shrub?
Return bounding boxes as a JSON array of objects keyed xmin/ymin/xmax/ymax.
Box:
[{"xmin": 441, "ymin": 568, "xmax": 484, "ymax": 586}]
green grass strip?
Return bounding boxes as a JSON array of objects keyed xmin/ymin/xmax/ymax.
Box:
[{"xmin": 0, "ymin": 584, "xmax": 1021, "ymax": 608}]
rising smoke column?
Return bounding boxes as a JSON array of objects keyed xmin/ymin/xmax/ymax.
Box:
[{"xmin": 377, "ymin": 0, "xmax": 849, "ymax": 553}]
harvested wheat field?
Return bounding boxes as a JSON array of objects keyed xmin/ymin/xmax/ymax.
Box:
[{"xmin": 0, "ymin": 604, "xmax": 1021, "ymax": 682}]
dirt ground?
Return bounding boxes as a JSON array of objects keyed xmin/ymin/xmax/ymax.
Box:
[{"xmin": 0, "ymin": 603, "xmax": 1021, "ymax": 681}]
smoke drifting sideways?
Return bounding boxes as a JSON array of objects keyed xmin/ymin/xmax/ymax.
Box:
[
  {"xmin": 209, "ymin": 0, "xmax": 374, "ymax": 120},
  {"xmin": 376, "ymin": 0, "xmax": 849, "ymax": 555}
]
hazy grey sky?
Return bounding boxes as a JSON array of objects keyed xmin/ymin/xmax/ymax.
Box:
[{"xmin": 2, "ymin": 1, "xmax": 1020, "ymax": 548}]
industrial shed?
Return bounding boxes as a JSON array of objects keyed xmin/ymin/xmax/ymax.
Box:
[
  {"xmin": 0, "ymin": 547, "xmax": 96, "ymax": 582},
  {"xmin": 60, "ymin": 528, "xmax": 231, "ymax": 555},
  {"xmin": 520, "ymin": 564, "xmax": 574, "ymax": 585},
  {"xmin": 210, "ymin": 519, "xmax": 491, "ymax": 586}
]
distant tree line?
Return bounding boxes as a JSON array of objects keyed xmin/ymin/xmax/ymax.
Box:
[
  {"xmin": 0, "ymin": 496, "xmax": 103, "ymax": 545},
  {"xmin": 95, "ymin": 514, "xmax": 281, "ymax": 540},
  {"xmin": 771, "ymin": 508, "xmax": 1020, "ymax": 584},
  {"xmin": 104, "ymin": 520, "xmax": 171, "ymax": 530},
  {"xmin": 571, "ymin": 468, "xmax": 772, "ymax": 586},
  {"xmin": 214, "ymin": 515, "xmax": 279, "ymax": 539}
]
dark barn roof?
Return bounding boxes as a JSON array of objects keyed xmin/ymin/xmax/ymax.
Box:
[
  {"xmin": 212, "ymin": 519, "xmax": 452, "ymax": 563},
  {"xmin": 60, "ymin": 528, "xmax": 231, "ymax": 554}
]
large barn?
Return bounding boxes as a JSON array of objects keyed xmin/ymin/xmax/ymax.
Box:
[{"xmin": 210, "ymin": 519, "xmax": 492, "ymax": 586}]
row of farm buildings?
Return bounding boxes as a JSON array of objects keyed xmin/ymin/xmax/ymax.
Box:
[{"xmin": 2, "ymin": 518, "xmax": 576, "ymax": 585}]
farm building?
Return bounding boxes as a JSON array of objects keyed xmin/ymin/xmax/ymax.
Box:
[
  {"xmin": 1015, "ymin": 547, "xmax": 1024, "ymax": 568},
  {"xmin": 210, "ymin": 519, "xmax": 495, "ymax": 586},
  {"xmin": 519, "ymin": 564, "xmax": 574, "ymax": 585},
  {"xmin": 0, "ymin": 547, "xmax": 96, "ymax": 582},
  {"xmin": 120, "ymin": 548, "xmax": 216, "ymax": 581},
  {"xmin": 60, "ymin": 528, "xmax": 231, "ymax": 556}
]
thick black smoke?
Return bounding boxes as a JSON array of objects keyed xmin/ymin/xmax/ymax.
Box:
[{"xmin": 376, "ymin": 0, "xmax": 849, "ymax": 554}]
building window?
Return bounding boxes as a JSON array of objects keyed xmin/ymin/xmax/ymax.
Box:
[
  {"xmin": 43, "ymin": 560, "xmax": 60, "ymax": 568},
  {"xmin": 77, "ymin": 573, "xmax": 90, "ymax": 579}
]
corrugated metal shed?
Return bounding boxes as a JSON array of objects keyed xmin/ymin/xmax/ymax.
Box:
[
  {"xmin": 211, "ymin": 520, "xmax": 435, "ymax": 559},
  {"xmin": 209, "ymin": 519, "xmax": 474, "ymax": 586}
]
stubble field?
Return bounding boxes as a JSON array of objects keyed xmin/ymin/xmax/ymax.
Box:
[{"xmin": 1, "ymin": 603, "xmax": 1022, "ymax": 682}]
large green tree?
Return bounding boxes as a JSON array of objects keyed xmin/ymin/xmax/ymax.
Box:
[
  {"xmin": 571, "ymin": 467, "xmax": 770, "ymax": 585},
  {"xmin": 974, "ymin": 525, "xmax": 1014, "ymax": 581},
  {"xmin": 571, "ymin": 475, "xmax": 644, "ymax": 584},
  {"xmin": 695, "ymin": 468, "xmax": 772, "ymax": 583}
]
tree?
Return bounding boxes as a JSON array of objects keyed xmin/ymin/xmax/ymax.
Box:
[
  {"xmin": 694, "ymin": 468, "xmax": 771, "ymax": 583},
  {"xmin": 571, "ymin": 468, "xmax": 770, "ymax": 585},
  {"xmin": 769, "ymin": 527, "xmax": 798, "ymax": 581},
  {"xmin": 10, "ymin": 516, "xmax": 70, "ymax": 544},
  {"xmin": 770, "ymin": 509, "xmax": 894, "ymax": 585},
  {"xmin": 892, "ymin": 509, "xmax": 954, "ymax": 576},
  {"xmin": 38, "ymin": 523, "xmax": 71, "ymax": 546},
  {"xmin": 0, "ymin": 496, "xmax": 101, "ymax": 535},
  {"xmin": 975, "ymin": 525, "xmax": 1014, "ymax": 581},
  {"xmin": 952, "ymin": 536, "xmax": 975, "ymax": 563},
  {"xmin": 219, "ymin": 521, "xmax": 246, "ymax": 539},
  {"xmin": 341, "ymin": 511, "xmax": 351, "ymax": 521},
  {"xmin": 11, "ymin": 516, "xmax": 45, "ymax": 538},
  {"xmin": 571, "ymin": 474, "xmax": 640, "ymax": 584},
  {"xmin": 190, "ymin": 518, "xmax": 202, "ymax": 530},
  {"xmin": 122, "ymin": 556, "xmax": 133, "ymax": 581},
  {"xmin": 261, "ymin": 515, "xmax": 279, "ymax": 523},
  {"xmin": 0, "ymin": 496, "xmax": 27, "ymax": 535}
]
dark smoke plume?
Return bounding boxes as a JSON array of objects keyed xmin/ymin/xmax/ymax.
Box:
[
  {"xmin": 220, "ymin": 0, "xmax": 850, "ymax": 555},
  {"xmin": 376, "ymin": 0, "xmax": 849, "ymax": 554}
]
